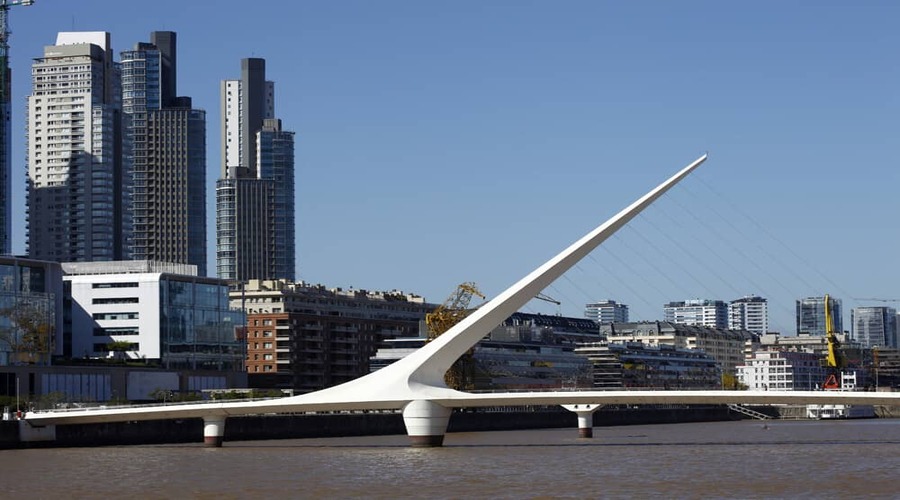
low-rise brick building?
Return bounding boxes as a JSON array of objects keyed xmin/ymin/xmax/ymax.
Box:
[{"xmin": 232, "ymin": 280, "xmax": 434, "ymax": 392}]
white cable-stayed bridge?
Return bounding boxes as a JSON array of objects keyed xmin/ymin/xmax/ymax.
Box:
[{"xmin": 22, "ymin": 154, "xmax": 900, "ymax": 447}]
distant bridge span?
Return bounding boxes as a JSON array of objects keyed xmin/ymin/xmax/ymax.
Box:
[{"xmin": 25, "ymin": 153, "xmax": 900, "ymax": 446}]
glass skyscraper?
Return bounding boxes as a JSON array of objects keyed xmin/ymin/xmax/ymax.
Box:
[
  {"xmin": 851, "ymin": 306, "xmax": 897, "ymax": 349},
  {"xmin": 796, "ymin": 295, "xmax": 843, "ymax": 336}
]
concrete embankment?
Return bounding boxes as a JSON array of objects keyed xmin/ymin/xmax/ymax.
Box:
[{"xmin": 1, "ymin": 405, "xmax": 735, "ymax": 449}]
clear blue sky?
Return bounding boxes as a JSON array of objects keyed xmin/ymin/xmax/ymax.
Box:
[{"xmin": 9, "ymin": 1, "xmax": 900, "ymax": 334}]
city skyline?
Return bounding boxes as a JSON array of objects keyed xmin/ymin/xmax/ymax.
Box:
[{"xmin": 6, "ymin": 1, "xmax": 900, "ymax": 334}]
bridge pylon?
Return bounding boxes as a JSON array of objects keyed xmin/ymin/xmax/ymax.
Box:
[
  {"xmin": 203, "ymin": 416, "xmax": 226, "ymax": 447},
  {"xmin": 403, "ymin": 400, "xmax": 453, "ymax": 447},
  {"xmin": 562, "ymin": 404, "xmax": 602, "ymax": 438}
]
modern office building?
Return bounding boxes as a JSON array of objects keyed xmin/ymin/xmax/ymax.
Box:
[
  {"xmin": 851, "ymin": 306, "xmax": 897, "ymax": 349},
  {"xmin": 600, "ymin": 321, "xmax": 759, "ymax": 375},
  {"xmin": 216, "ymin": 58, "xmax": 295, "ymax": 281},
  {"xmin": 575, "ymin": 341, "xmax": 720, "ymax": 390},
  {"xmin": 63, "ymin": 260, "xmax": 244, "ymax": 370},
  {"xmin": 796, "ymin": 295, "xmax": 843, "ymax": 336},
  {"xmin": 0, "ymin": 256, "xmax": 64, "ymax": 365},
  {"xmin": 585, "ymin": 300, "xmax": 629, "ymax": 324},
  {"xmin": 257, "ymin": 118, "xmax": 295, "ymax": 278},
  {"xmin": 736, "ymin": 349, "xmax": 827, "ymax": 391},
  {"xmin": 728, "ymin": 295, "xmax": 768, "ymax": 335},
  {"xmin": 26, "ymin": 32, "xmax": 124, "ymax": 262},
  {"xmin": 121, "ymin": 32, "xmax": 207, "ymax": 275},
  {"xmin": 663, "ymin": 299, "xmax": 728, "ymax": 329}
]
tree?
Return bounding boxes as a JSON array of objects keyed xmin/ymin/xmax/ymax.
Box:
[
  {"xmin": 722, "ymin": 372, "xmax": 747, "ymax": 390},
  {"xmin": 106, "ymin": 340, "xmax": 135, "ymax": 361},
  {"xmin": 0, "ymin": 297, "xmax": 54, "ymax": 365}
]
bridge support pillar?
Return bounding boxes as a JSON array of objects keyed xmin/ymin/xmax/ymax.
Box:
[
  {"xmin": 403, "ymin": 400, "xmax": 452, "ymax": 447},
  {"xmin": 561, "ymin": 404, "xmax": 602, "ymax": 438},
  {"xmin": 203, "ymin": 416, "xmax": 226, "ymax": 447}
]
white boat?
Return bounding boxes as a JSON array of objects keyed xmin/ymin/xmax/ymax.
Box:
[{"xmin": 806, "ymin": 372, "xmax": 876, "ymax": 419}]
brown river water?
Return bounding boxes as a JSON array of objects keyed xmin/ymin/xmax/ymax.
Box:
[{"xmin": 2, "ymin": 419, "xmax": 898, "ymax": 499}]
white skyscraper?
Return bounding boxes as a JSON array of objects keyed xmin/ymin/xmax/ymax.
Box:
[
  {"xmin": 220, "ymin": 72, "xmax": 274, "ymax": 175},
  {"xmin": 585, "ymin": 300, "xmax": 629, "ymax": 324},
  {"xmin": 664, "ymin": 299, "xmax": 728, "ymax": 329},
  {"xmin": 26, "ymin": 32, "xmax": 124, "ymax": 262},
  {"xmin": 728, "ymin": 295, "xmax": 768, "ymax": 335}
]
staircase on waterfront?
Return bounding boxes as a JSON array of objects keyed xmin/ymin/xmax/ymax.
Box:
[{"xmin": 728, "ymin": 404, "xmax": 772, "ymax": 420}]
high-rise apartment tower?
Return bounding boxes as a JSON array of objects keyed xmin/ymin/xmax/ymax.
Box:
[
  {"xmin": 27, "ymin": 32, "xmax": 124, "ymax": 262},
  {"xmin": 728, "ymin": 295, "xmax": 768, "ymax": 335},
  {"xmin": 664, "ymin": 299, "xmax": 728, "ymax": 329},
  {"xmin": 216, "ymin": 58, "xmax": 295, "ymax": 281},
  {"xmin": 121, "ymin": 32, "xmax": 207, "ymax": 275}
]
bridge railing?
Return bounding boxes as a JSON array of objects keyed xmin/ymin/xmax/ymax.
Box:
[{"xmin": 27, "ymin": 396, "xmax": 290, "ymax": 415}]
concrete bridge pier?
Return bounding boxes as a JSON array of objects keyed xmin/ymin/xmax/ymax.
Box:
[
  {"xmin": 562, "ymin": 404, "xmax": 602, "ymax": 438},
  {"xmin": 203, "ymin": 416, "xmax": 226, "ymax": 447},
  {"xmin": 402, "ymin": 400, "xmax": 452, "ymax": 447}
]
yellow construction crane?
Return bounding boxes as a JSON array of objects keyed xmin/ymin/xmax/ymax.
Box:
[
  {"xmin": 822, "ymin": 293, "xmax": 844, "ymax": 389},
  {"xmin": 425, "ymin": 282, "xmax": 485, "ymax": 341},
  {"xmin": 425, "ymin": 282, "xmax": 485, "ymax": 389}
]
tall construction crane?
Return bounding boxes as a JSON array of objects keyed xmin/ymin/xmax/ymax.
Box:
[
  {"xmin": 425, "ymin": 282, "xmax": 486, "ymax": 389},
  {"xmin": 822, "ymin": 293, "xmax": 844, "ymax": 389},
  {"xmin": 0, "ymin": 0, "xmax": 33, "ymax": 253},
  {"xmin": 0, "ymin": 1, "xmax": 33, "ymax": 101}
]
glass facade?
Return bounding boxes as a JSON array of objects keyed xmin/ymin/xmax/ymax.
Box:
[
  {"xmin": 852, "ymin": 306, "xmax": 898, "ymax": 349},
  {"xmin": 215, "ymin": 179, "xmax": 237, "ymax": 279},
  {"xmin": 257, "ymin": 119, "xmax": 295, "ymax": 281},
  {"xmin": 0, "ymin": 261, "xmax": 57, "ymax": 366},
  {"xmin": 159, "ymin": 277, "xmax": 244, "ymax": 370},
  {"xmin": 796, "ymin": 296, "xmax": 843, "ymax": 336}
]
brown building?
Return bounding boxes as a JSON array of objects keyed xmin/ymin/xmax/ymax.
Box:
[{"xmin": 233, "ymin": 280, "xmax": 434, "ymax": 392}]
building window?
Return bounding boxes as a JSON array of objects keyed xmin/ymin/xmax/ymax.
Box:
[
  {"xmin": 92, "ymin": 282, "xmax": 139, "ymax": 289},
  {"xmin": 92, "ymin": 297, "xmax": 139, "ymax": 304},
  {"xmin": 92, "ymin": 312, "xmax": 139, "ymax": 320}
]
